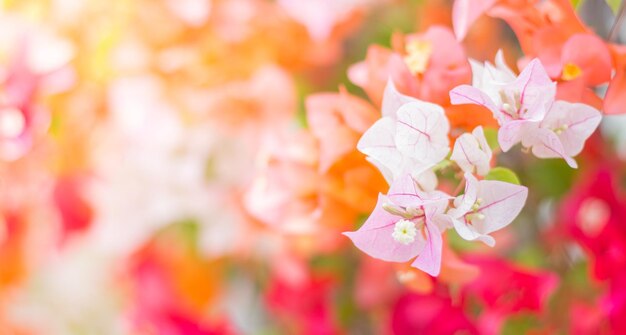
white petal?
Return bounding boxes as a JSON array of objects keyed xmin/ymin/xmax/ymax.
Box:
[
  {"xmin": 452, "ymin": 218, "xmax": 496, "ymax": 247},
  {"xmin": 395, "ymin": 101, "xmax": 450, "ymax": 164},
  {"xmin": 541, "ymin": 101, "xmax": 601, "ymax": 157},
  {"xmin": 474, "ymin": 180, "xmax": 528, "ymax": 234},
  {"xmin": 448, "ymin": 172, "xmax": 477, "ymax": 218},
  {"xmin": 358, "ymin": 117, "xmax": 403, "ymax": 178},
  {"xmin": 451, "ymin": 127, "xmax": 491, "ymax": 176},
  {"xmin": 530, "ymin": 127, "xmax": 578, "ymax": 168},
  {"xmin": 381, "ymin": 79, "xmax": 418, "ymax": 119}
]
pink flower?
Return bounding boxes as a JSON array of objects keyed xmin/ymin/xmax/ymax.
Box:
[
  {"xmin": 305, "ymin": 87, "xmax": 378, "ymax": 172},
  {"xmin": 343, "ymin": 174, "xmax": 450, "ymax": 276},
  {"xmin": 445, "ymin": 173, "xmax": 528, "ymax": 247},
  {"xmin": 349, "ymin": 26, "xmax": 471, "ymax": 106}
]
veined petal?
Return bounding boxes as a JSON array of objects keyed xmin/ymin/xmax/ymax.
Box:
[
  {"xmin": 343, "ymin": 194, "xmax": 425, "ymax": 262},
  {"xmin": 507, "ymin": 58, "xmax": 556, "ymax": 121},
  {"xmin": 452, "ymin": 218, "xmax": 496, "ymax": 247},
  {"xmin": 387, "ymin": 174, "xmax": 451, "ymax": 208},
  {"xmin": 410, "ymin": 223, "xmax": 442, "ymax": 276},
  {"xmin": 395, "ymin": 101, "xmax": 450, "ymax": 163},
  {"xmin": 449, "ymin": 84, "xmax": 499, "ymax": 115},
  {"xmin": 541, "ymin": 101, "xmax": 601, "ymax": 157},
  {"xmin": 530, "ymin": 127, "xmax": 578, "ymax": 168},
  {"xmin": 474, "ymin": 179, "xmax": 528, "ymax": 234},
  {"xmin": 381, "ymin": 79, "xmax": 418, "ymax": 119},
  {"xmin": 386, "ymin": 174, "xmax": 426, "ymax": 207},
  {"xmin": 449, "ymin": 172, "xmax": 478, "ymax": 218},
  {"xmin": 498, "ymin": 119, "xmax": 537, "ymax": 152},
  {"xmin": 451, "ymin": 126, "xmax": 492, "ymax": 175},
  {"xmin": 358, "ymin": 117, "xmax": 403, "ymax": 177}
]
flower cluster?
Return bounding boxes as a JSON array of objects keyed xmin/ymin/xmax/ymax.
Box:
[
  {"xmin": 1, "ymin": 0, "xmax": 626, "ymax": 333},
  {"xmin": 345, "ymin": 78, "xmax": 534, "ymax": 276},
  {"xmin": 451, "ymin": 55, "xmax": 602, "ymax": 168}
]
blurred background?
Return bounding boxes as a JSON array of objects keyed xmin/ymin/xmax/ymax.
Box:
[{"xmin": 0, "ymin": 0, "xmax": 626, "ymax": 334}]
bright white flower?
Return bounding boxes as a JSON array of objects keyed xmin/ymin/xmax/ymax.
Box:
[
  {"xmin": 358, "ymin": 81, "xmax": 450, "ymax": 184},
  {"xmin": 392, "ymin": 219, "xmax": 418, "ymax": 245}
]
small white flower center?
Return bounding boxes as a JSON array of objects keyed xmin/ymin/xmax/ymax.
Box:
[
  {"xmin": 553, "ymin": 124, "xmax": 569, "ymax": 135},
  {"xmin": 0, "ymin": 107, "xmax": 25, "ymax": 138},
  {"xmin": 392, "ymin": 219, "xmax": 417, "ymax": 245}
]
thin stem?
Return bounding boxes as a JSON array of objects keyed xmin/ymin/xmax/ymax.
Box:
[
  {"xmin": 453, "ymin": 176, "xmax": 466, "ymax": 196},
  {"xmin": 609, "ymin": 0, "xmax": 626, "ymax": 42}
]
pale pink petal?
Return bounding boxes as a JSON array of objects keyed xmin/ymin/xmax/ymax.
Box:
[
  {"xmin": 306, "ymin": 92, "xmax": 377, "ymax": 171},
  {"xmin": 452, "ymin": 0, "xmax": 497, "ymax": 40},
  {"xmin": 343, "ymin": 194, "xmax": 425, "ymax": 263},
  {"xmin": 540, "ymin": 101, "xmax": 601, "ymax": 157},
  {"xmin": 449, "ymin": 84, "xmax": 499, "ymax": 114},
  {"xmin": 347, "ymin": 61, "xmax": 369, "ymax": 88},
  {"xmin": 449, "ymin": 172, "xmax": 478, "ymax": 218},
  {"xmin": 381, "ymin": 79, "xmax": 417, "ymax": 119},
  {"xmin": 507, "ymin": 58, "xmax": 556, "ymax": 121},
  {"xmin": 387, "ymin": 174, "xmax": 450, "ymax": 208},
  {"xmin": 365, "ymin": 157, "xmax": 394, "ymax": 184},
  {"xmin": 414, "ymin": 168, "xmax": 438, "ymax": 192},
  {"xmin": 497, "ymin": 120, "xmax": 537, "ymax": 152},
  {"xmin": 386, "ymin": 174, "xmax": 425, "ymax": 207},
  {"xmin": 452, "ymin": 218, "xmax": 496, "ymax": 247},
  {"xmin": 473, "ymin": 126, "xmax": 493, "ymax": 174},
  {"xmin": 357, "ymin": 117, "xmax": 403, "ymax": 176},
  {"xmin": 394, "ymin": 101, "xmax": 450, "ymax": 163},
  {"xmin": 451, "ymin": 126, "xmax": 492, "ymax": 175},
  {"xmin": 530, "ymin": 128, "xmax": 578, "ymax": 168},
  {"xmin": 410, "ymin": 223, "xmax": 442, "ymax": 276},
  {"xmin": 474, "ymin": 180, "xmax": 528, "ymax": 234},
  {"xmin": 423, "ymin": 195, "xmax": 452, "ymax": 219}
]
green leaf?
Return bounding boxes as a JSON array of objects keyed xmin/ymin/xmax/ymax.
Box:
[
  {"xmin": 483, "ymin": 127, "xmax": 500, "ymax": 151},
  {"xmin": 485, "ymin": 167, "xmax": 521, "ymax": 185},
  {"xmin": 501, "ymin": 313, "xmax": 541, "ymax": 335},
  {"xmin": 607, "ymin": 0, "xmax": 621, "ymax": 13}
]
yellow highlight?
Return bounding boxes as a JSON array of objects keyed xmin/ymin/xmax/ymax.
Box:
[
  {"xmin": 561, "ymin": 62, "xmax": 582, "ymax": 81},
  {"xmin": 404, "ymin": 39, "xmax": 433, "ymax": 75}
]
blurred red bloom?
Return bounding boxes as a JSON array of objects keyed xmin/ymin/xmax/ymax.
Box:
[
  {"xmin": 265, "ymin": 274, "xmax": 341, "ymax": 335},
  {"xmin": 559, "ymin": 167, "xmax": 626, "ymax": 280},
  {"xmin": 461, "ymin": 256, "xmax": 559, "ymax": 334},
  {"xmin": 390, "ymin": 291, "xmax": 478, "ymax": 335}
]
